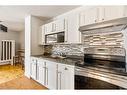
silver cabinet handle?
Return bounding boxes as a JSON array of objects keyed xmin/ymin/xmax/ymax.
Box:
[
  {"xmin": 51, "ymin": 23, "xmax": 54, "ymax": 32},
  {"xmin": 35, "ymin": 61, "xmax": 38, "ymax": 80},
  {"xmin": 56, "ymin": 70, "xmax": 58, "ymax": 89},
  {"xmin": 59, "ymin": 72, "xmax": 62, "ymax": 89},
  {"xmin": 44, "ymin": 61, "xmax": 46, "ymax": 85},
  {"xmin": 36, "ymin": 65, "xmax": 39, "ymax": 80},
  {"xmin": 58, "ymin": 72, "xmax": 62, "ymax": 89},
  {"xmin": 56, "ymin": 65, "xmax": 58, "ymax": 89},
  {"xmin": 43, "ymin": 66, "xmax": 46, "ymax": 85},
  {"xmin": 54, "ymin": 23, "xmax": 56, "ymax": 31},
  {"xmin": 75, "ymin": 68, "xmax": 85, "ymax": 72},
  {"xmin": 30, "ymin": 62, "xmax": 32, "ymax": 76},
  {"xmin": 44, "ymin": 61, "xmax": 46, "ymax": 65},
  {"xmin": 46, "ymin": 67, "xmax": 48, "ymax": 85},
  {"xmin": 64, "ymin": 19, "xmax": 66, "ymax": 30}
]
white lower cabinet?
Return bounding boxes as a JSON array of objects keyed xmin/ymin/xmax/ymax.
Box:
[
  {"xmin": 30, "ymin": 57, "xmax": 37, "ymax": 80},
  {"xmin": 57, "ymin": 64, "xmax": 74, "ymax": 89},
  {"xmin": 30, "ymin": 57, "xmax": 74, "ymax": 90},
  {"xmin": 36, "ymin": 59, "xmax": 46, "ymax": 85},
  {"xmin": 45, "ymin": 60, "xmax": 57, "ymax": 89}
]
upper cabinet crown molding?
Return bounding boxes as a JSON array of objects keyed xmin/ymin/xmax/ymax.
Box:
[{"xmin": 79, "ymin": 6, "xmax": 127, "ymax": 26}]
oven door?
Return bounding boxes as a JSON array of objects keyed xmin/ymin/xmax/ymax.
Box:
[
  {"xmin": 75, "ymin": 67, "xmax": 124, "ymax": 89},
  {"xmin": 75, "ymin": 75, "xmax": 124, "ymax": 89}
]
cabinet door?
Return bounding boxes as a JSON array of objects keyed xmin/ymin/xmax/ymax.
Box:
[
  {"xmin": 45, "ymin": 22, "xmax": 53, "ymax": 34},
  {"xmin": 103, "ymin": 6, "xmax": 125, "ymax": 21},
  {"xmin": 30, "ymin": 57, "xmax": 37, "ymax": 80},
  {"xmin": 45, "ymin": 60, "xmax": 57, "ymax": 89},
  {"xmin": 52, "ymin": 21, "xmax": 56, "ymax": 32},
  {"xmin": 57, "ymin": 64, "xmax": 74, "ymax": 90},
  {"xmin": 79, "ymin": 12, "xmax": 85, "ymax": 26},
  {"xmin": 98, "ymin": 6, "xmax": 105, "ymax": 22},
  {"xmin": 83, "ymin": 7, "xmax": 99, "ymax": 25},
  {"xmin": 38, "ymin": 25, "xmax": 45, "ymax": 45},
  {"xmin": 37, "ymin": 59, "xmax": 46, "ymax": 85},
  {"xmin": 66, "ymin": 12, "xmax": 81, "ymax": 43},
  {"xmin": 55, "ymin": 19, "xmax": 66, "ymax": 32}
]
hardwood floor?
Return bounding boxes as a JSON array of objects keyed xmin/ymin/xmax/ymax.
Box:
[
  {"xmin": 0, "ymin": 64, "xmax": 47, "ymax": 89},
  {"xmin": 0, "ymin": 64, "xmax": 24, "ymax": 84},
  {"xmin": 0, "ymin": 76, "xmax": 48, "ymax": 89}
]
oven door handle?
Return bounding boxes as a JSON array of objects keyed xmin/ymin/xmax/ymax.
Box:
[{"xmin": 75, "ymin": 68, "xmax": 85, "ymax": 72}]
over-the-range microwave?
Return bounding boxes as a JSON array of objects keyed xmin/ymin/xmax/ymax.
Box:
[{"xmin": 45, "ymin": 32, "xmax": 65, "ymax": 44}]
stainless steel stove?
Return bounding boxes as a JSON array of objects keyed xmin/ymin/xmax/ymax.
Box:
[
  {"xmin": 74, "ymin": 47, "xmax": 127, "ymax": 89},
  {"xmin": 76, "ymin": 47, "xmax": 126, "ymax": 73}
]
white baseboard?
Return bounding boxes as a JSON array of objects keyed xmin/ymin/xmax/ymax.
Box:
[{"xmin": 24, "ymin": 72, "xmax": 30, "ymax": 79}]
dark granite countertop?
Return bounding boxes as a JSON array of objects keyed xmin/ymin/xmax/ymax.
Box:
[{"xmin": 31, "ymin": 55, "xmax": 82, "ymax": 66}]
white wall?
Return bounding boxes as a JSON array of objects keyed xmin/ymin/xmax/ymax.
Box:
[
  {"xmin": 25, "ymin": 15, "xmax": 44, "ymax": 78},
  {"xmin": 19, "ymin": 30, "xmax": 25, "ymax": 49},
  {"xmin": 0, "ymin": 30, "xmax": 20, "ymax": 51},
  {"xmin": 31, "ymin": 16, "xmax": 44, "ymax": 55},
  {"xmin": 25, "ymin": 15, "xmax": 31, "ymax": 78}
]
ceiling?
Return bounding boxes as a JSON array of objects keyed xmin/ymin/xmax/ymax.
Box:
[{"xmin": 0, "ymin": 5, "xmax": 79, "ymax": 32}]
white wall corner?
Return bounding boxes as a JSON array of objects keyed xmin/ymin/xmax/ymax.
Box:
[{"xmin": 25, "ymin": 15, "xmax": 32, "ymax": 78}]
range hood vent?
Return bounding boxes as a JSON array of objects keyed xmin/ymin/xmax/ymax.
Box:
[{"xmin": 79, "ymin": 17, "xmax": 127, "ymax": 33}]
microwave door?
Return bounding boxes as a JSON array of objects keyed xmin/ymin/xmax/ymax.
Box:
[
  {"xmin": 57, "ymin": 32, "xmax": 65, "ymax": 43},
  {"xmin": 46, "ymin": 34, "xmax": 57, "ymax": 43}
]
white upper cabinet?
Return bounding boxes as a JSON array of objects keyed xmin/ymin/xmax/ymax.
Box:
[
  {"xmin": 79, "ymin": 7, "xmax": 99, "ymax": 26},
  {"xmin": 66, "ymin": 12, "xmax": 81, "ymax": 43},
  {"xmin": 39, "ymin": 6, "xmax": 127, "ymax": 44},
  {"xmin": 38, "ymin": 25, "xmax": 45, "ymax": 45},
  {"xmin": 45, "ymin": 19, "xmax": 66, "ymax": 35},
  {"xmin": 55, "ymin": 19, "xmax": 66, "ymax": 32},
  {"xmin": 98, "ymin": 6, "xmax": 105, "ymax": 22},
  {"xmin": 101, "ymin": 6, "xmax": 125, "ymax": 21},
  {"xmin": 80, "ymin": 6, "xmax": 127, "ymax": 26},
  {"xmin": 45, "ymin": 22, "xmax": 53, "ymax": 34}
]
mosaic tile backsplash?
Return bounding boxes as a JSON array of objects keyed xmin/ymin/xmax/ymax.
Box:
[
  {"xmin": 82, "ymin": 32, "xmax": 123, "ymax": 47},
  {"xmin": 43, "ymin": 29, "xmax": 124, "ymax": 56},
  {"xmin": 44, "ymin": 44, "xmax": 85, "ymax": 56}
]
